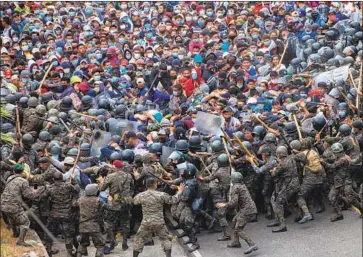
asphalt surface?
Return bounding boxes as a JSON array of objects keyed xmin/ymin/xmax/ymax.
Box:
[
  {"xmin": 54, "ymin": 234, "xmax": 187, "ymax": 257},
  {"xmin": 197, "ymin": 206, "xmax": 362, "ymax": 257}
]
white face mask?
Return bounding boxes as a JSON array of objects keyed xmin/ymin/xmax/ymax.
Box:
[
  {"xmin": 134, "ymin": 53, "xmax": 141, "ymax": 59},
  {"xmin": 64, "ymin": 68, "xmax": 70, "ymax": 73},
  {"xmin": 147, "ymin": 53, "xmax": 154, "ymax": 58}
]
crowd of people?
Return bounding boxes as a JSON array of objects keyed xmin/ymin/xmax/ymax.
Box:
[{"xmin": 0, "ymin": 1, "xmax": 363, "ymax": 257}]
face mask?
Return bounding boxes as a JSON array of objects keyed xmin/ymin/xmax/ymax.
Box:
[
  {"xmin": 144, "ymin": 8, "xmax": 149, "ymax": 12},
  {"xmin": 120, "ymin": 66, "xmax": 127, "ymax": 74},
  {"xmin": 147, "ymin": 32, "xmax": 153, "ymax": 38},
  {"xmin": 193, "ymin": 39, "xmax": 199, "ymax": 43},
  {"xmin": 172, "ymin": 53, "xmax": 178, "ymax": 57},
  {"xmin": 177, "ymin": 21, "xmax": 183, "ymax": 26},
  {"xmin": 121, "ymin": 83, "xmax": 127, "ymax": 88},
  {"xmin": 56, "ymin": 47, "xmax": 63, "ymax": 54},
  {"xmin": 137, "ymin": 39, "xmax": 143, "ymax": 45},
  {"xmin": 94, "ymin": 75, "xmax": 101, "ymax": 81},
  {"xmin": 52, "ymin": 61, "xmax": 58, "ymax": 66},
  {"xmin": 111, "ymin": 77, "xmax": 120, "ymax": 83},
  {"xmin": 147, "ymin": 53, "xmax": 154, "ymax": 58},
  {"xmin": 126, "ymin": 54, "xmax": 131, "ymax": 59},
  {"xmin": 13, "ymin": 37, "xmax": 19, "ymax": 42},
  {"xmin": 22, "ymin": 78, "xmax": 29, "ymax": 83},
  {"xmin": 121, "ymin": 4, "xmax": 128, "ymax": 9},
  {"xmin": 145, "ymin": 71, "xmax": 151, "ymax": 76},
  {"xmin": 145, "ymin": 23, "xmax": 151, "ymax": 29},
  {"xmin": 264, "ymin": 41, "xmax": 271, "ymax": 47},
  {"xmin": 72, "ymin": 60, "xmax": 78, "ymax": 66},
  {"xmin": 101, "ymin": 47, "xmax": 108, "ymax": 52},
  {"xmin": 119, "ymin": 38, "xmax": 125, "ymax": 44},
  {"xmin": 252, "ymin": 34, "xmax": 259, "ymax": 40},
  {"xmin": 198, "ymin": 21, "xmax": 205, "ymax": 27},
  {"xmin": 134, "ymin": 53, "xmax": 141, "ymax": 59},
  {"xmin": 173, "ymin": 91, "xmax": 181, "ymax": 96},
  {"xmin": 105, "ymin": 66, "xmax": 112, "ymax": 72},
  {"xmin": 192, "ymin": 73, "xmax": 197, "ymax": 80},
  {"xmin": 63, "ymin": 68, "xmax": 70, "ymax": 74},
  {"xmin": 193, "ymin": 16, "xmax": 198, "ymax": 21},
  {"xmin": 85, "ymin": 10, "xmax": 92, "ymax": 15},
  {"xmin": 22, "ymin": 45, "xmax": 29, "ymax": 51},
  {"xmin": 207, "ymin": 11, "xmax": 213, "ymax": 17},
  {"xmin": 185, "ymin": 17, "xmax": 192, "ymax": 22}
]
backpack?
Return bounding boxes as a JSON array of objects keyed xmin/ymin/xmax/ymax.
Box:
[
  {"xmin": 79, "ymin": 171, "xmax": 91, "ymax": 189},
  {"xmin": 303, "ymin": 149, "xmax": 323, "ymax": 174}
]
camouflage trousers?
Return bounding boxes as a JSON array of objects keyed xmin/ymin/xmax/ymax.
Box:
[
  {"xmin": 44, "ymin": 216, "xmax": 76, "ymax": 250},
  {"xmin": 213, "ymin": 205, "xmax": 228, "ymax": 228},
  {"xmin": 231, "ymin": 212, "xmax": 255, "ymax": 246},
  {"xmin": 329, "ymin": 182, "xmax": 361, "ymax": 215},
  {"xmin": 271, "ymin": 177, "xmax": 299, "ymax": 219},
  {"xmin": 2, "ymin": 210, "xmax": 30, "ymax": 231},
  {"xmin": 77, "ymin": 232, "xmax": 105, "ymax": 257},
  {"xmin": 179, "ymin": 206, "xmax": 196, "ymax": 231},
  {"xmin": 297, "ymin": 181, "xmax": 324, "ymax": 214},
  {"xmin": 133, "ymin": 223, "xmax": 172, "ymax": 253}
]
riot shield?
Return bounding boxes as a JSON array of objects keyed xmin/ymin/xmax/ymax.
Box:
[
  {"xmin": 160, "ymin": 146, "xmax": 175, "ymax": 166},
  {"xmin": 109, "ymin": 119, "xmax": 138, "ymax": 136},
  {"xmin": 91, "ymin": 130, "xmax": 112, "ymax": 157},
  {"xmin": 301, "ymin": 118, "xmax": 316, "ymax": 137},
  {"xmin": 313, "ymin": 65, "xmax": 350, "ymax": 88},
  {"xmin": 194, "ymin": 111, "xmax": 225, "ymax": 137}
]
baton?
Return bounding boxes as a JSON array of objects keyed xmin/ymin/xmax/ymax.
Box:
[{"xmin": 232, "ymin": 133, "xmax": 259, "ymax": 165}]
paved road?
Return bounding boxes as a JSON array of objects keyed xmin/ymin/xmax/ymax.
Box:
[
  {"xmin": 54, "ymin": 234, "xmax": 186, "ymax": 257},
  {"xmin": 197, "ymin": 206, "xmax": 362, "ymax": 257}
]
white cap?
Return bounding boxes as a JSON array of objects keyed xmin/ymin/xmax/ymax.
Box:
[{"xmin": 63, "ymin": 157, "xmax": 75, "ymax": 165}]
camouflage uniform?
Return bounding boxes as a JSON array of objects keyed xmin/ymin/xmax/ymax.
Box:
[
  {"xmin": 294, "ymin": 149, "xmax": 325, "ymax": 217},
  {"xmin": 225, "ymin": 182, "xmax": 257, "ymax": 247},
  {"xmin": 234, "ymin": 156, "xmax": 259, "ymax": 201},
  {"xmin": 133, "ymin": 189, "xmax": 180, "ymax": 254},
  {"xmin": 1, "ymin": 174, "xmax": 36, "ymax": 235},
  {"xmin": 21, "ymin": 113, "xmax": 43, "ymax": 134},
  {"xmin": 99, "ymin": 167, "xmax": 133, "ymax": 249},
  {"xmin": 271, "ymin": 155, "xmax": 300, "ymax": 227},
  {"xmin": 22, "ymin": 107, "xmax": 36, "ymax": 127},
  {"xmin": 30, "ymin": 165, "xmax": 58, "ymax": 185},
  {"xmin": 28, "ymin": 185, "xmax": 50, "ymax": 240},
  {"xmin": 77, "ymin": 195, "xmax": 108, "ymax": 257},
  {"xmin": 322, "ymin": 154, "xmax": 362, "ymax": 218},
  {"xmin": 251, "ymin": 155, "xmax": 277, "ymax": 218},
  {"xmin": 209, "ymin": 180, "xmax": 228, "ymax": 228},
  {"xmin": 22, "ymin": 146, "xmax": 39, "ymax": 172},
  {"xmin": 44, "ymin": 181, "xmax": 80, "ymax": 254}
]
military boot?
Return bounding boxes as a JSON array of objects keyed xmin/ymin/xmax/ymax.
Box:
[
  {"xmin": 227, "ymin": 233, "xmax": 241, "ymax": 248},
  {"xmin": 122, "ymin": 237, "xmax": 128, "ymax": 251},
  {"xmin": 133, "ymin": 251, "xmax": 140, "ymax": 257},
  {"xmin": 165, "ymin": 249, "xmax": 172, "ymax": 257},
  {"xmin": 298, "ymin": 213, "xmax": 313, "ymax": 224},
  {"xmin": 217, "ymin": 227, "xmax": 231, "ymax": 241},
  {"xmin": 188, "ymin": 230, "xmax": 200, "ymax": 252},
  {"xmin": 12, "ymin": 226, "xmax": 20, "ymax": 238},
  {"xmin": 272, "ymin": 217, "xmax": 287, "ymax": 233},
  {"xmin": 330, "ymin": 214, "xmax": 344, "ymax": 222},
  {"xmin": 244, "ymin": 244, "xmax": 259, "ymax": 255},
  {"xmin": 16, "ymin": 228, "xmax": 32, "ymax": 246},
  {"xmin": 267, "ymin": 219, "xmax": 280, "ymax": 227}
]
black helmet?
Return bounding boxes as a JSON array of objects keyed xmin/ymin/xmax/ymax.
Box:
[
  {"xmin": 115, "ymin": 105, "xmax": 127, "ymax": 118},
  {"xmin": 259, "ymin": 145, "xmax": 273, "ymax": 154},
  {"xmin": 290, "ymin": 58, "xmax": 301, "ymax": 67},
  {"xmin": 121, "ymin": 149, "xmax": 135, "ymax": 163},
  {"xmin": 60, "ymin": 96, "xmax": 73, "ymax": 112},
  {"xmin": 110, "ymin": 152, "xmax": 122, "ymax": 161},
  {"xmin": 5, "ymin": 94, "xmax": 17, "ymax": 104},
  {"xmin": 19, "ymin": 96, "xmax": 29, "ymax": 107},
  {"xmin": 311, "ymin": 42, "xmax": 321, "ymax": 52},
  {"xmin": 234, "ymin": 131, "xmax": 244, "ymax": 141},
  {"xmin": 326, "ymin": 28, "xmax": 339, "ymax": 40},
  {"xmin": 14, "ymin": 92, "xmax": 23, "ymax": 102},
  {"xmin": 175, "ymin": 139, "xmax": 189, "ymax": 153},
  {"xmin": 40, "ymin": 92, "xmax": 53, "ymax": 104},
  {"xmin": 85, "ymin": 184, "xmax": 99, "ymax": 196},
  {"xmin": 149, "ymin": 143, "xmax": 162, "ymax": 155},
  {"xmin": 303, "ymin": 48, "xmax": 313, "ymax": 58},
  {"xmin": 242, "ymin": 141, "xmax": 252, "ymax": 151},
  {"xmin": 80, "ymin": 143, "xmax": 91, "ymax": 157},
  {"xmin": 111, "ymin": 135, "xmax": 121, "ymax": 144},
  {"xmin": 285, "ymin": 122, "xmax": 297, "ymax": 135},
  {"xmin": 98, "ymin": 99, "xmax": 110, "ymax": 110},
  {"xmin": 59, "ymin": 112, "xmax": 68, "ymax": 121},
  {"xmin": 217, "ymin": 154, "xmax": 229, "ymax": 167},
  {"xmin": 39, "ymin": 131, "xmax": 52, "ymax": 142},
  {"xmin": 301, "ymin": 35, "xmax": 311, "ymax": 44},
  {"xmin": 181, "ymin": 163, "xmax": 197, "ymax": 178},
  {"xmin": 252, "ymin": 125, "xmax": 266, "ymax": 140},
  {"xmin": 188, "ymin": 136, "xmax": 202, "ymax": 150},
  {"xmin": 339, "ymin": 124, "xmax": 352, "ymax": 136},
  {"xmin": 22, "ymin": 133, "xmax": 34, "ymax": 145},
  {"xmin": 211, "ymin": 140, "xmax": 223, "ymax": 152},
  {"xmin": 81, "ymin": 95, "xmax": 93, "ymax": 111},
  {"xmin": 1, "ymin": 123, "xmax": 14, "ymax": 133},
  {"xmin": 67, "ymin": 148, "xmax": 79, "ymax": 157},
  {"xmin": 312, "ymin": 115, "xmax": 326, "ymax": 131},
  {"xmin": 88, "ymin": 109, "xmax": 98, "ymax": 116},
  {"xmin": 135, "ymin": 104, "xmax": 146, "ymax": 113}
]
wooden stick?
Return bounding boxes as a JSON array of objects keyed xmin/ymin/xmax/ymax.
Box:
[
  {"xmin": 15, "ymin": 105, "xmax": 23, "ymax": 148},
  {"xmin": 233, "ymin": 134, "xmax": 259, "ymax": 165},
  {"xmin": 70, "ymin": 111, "xmax": 98, "ymax": 120},
  {"xmin": 357, "ymin": 61, "xmax": 363, "ymax": 109},
  {"xmin": 349, "ymin": 70, "xmax": 358, "ymax": 90},
  {"xmin": 253, "ymin": 115, "xmax": 280, "ymax": 135},
  {"xmin": 196, "ymin": 155, "xmax": 211, "ymax": 175},
  {"xmin": 70, "ymin": 132, "xmax": 84, "ymax": 177},
  {"xmin": 292, "ymin": 113, "xmax": 303, "ymax": 141},
  {"xmin": 221, "ymin": 137, "xmax": 233, "ymax": 171},
  {"xmin": 278, "ymin": 40, "xmax": 289, "ymax": 67},
  {"xmin": 37, "ymin": 63, "xmax": 54, "ymax": 95}
]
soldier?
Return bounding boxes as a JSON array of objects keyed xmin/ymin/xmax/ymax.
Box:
[
  {"xmin": 199, "ymin": 154, "xmax": 231, "ymax": 241},
  {"xmin": 98, "ymin": 160, "xmax": 132, "ymax": 252},
  {"xmin": 352, "ymin": 120, "xmax": 363, "ymax": 152},
  {"xmin": 29, "ymin": 157, "xmax": 58, "ymax": 185},
  {"xmin": 321, "ymin": 143, "xmax": 363, "ymax": 222},
  {"xmin": 21, "ymin": 96, "xmax": 38, "ymax": 126},
  {"xmin": 44, "ymin": 171, "xmax": 80, "ymax": 257},
  {"xmin": 1, "ymin": 164, "xmax": 38, "ymax": 246},
  {"xmin": 20, "ymin": 134, "xmax": 39, "ymax": 172},
  {"xmin": 178, "ymin": 163, "xmax": 200, "ymax": 252},
  {"xmin": 77, "ymin": 184, "xmax": 108, "ymax": 257},
  {"xmin": 246, "ymin": 146, "xmax": 277, "ymax": 220},
  {"xmin": 268, "ymin": 146, "xmax": 300, "ymax": 232},
  {"xmin": 216, "ymin": 172, "xmax": 259, "ymax": 254},
  {"xmin": 133, "ymin": 177, "xmax": 183, "ymax": 257},
  {"xmin": 21, "ymin": 104, "xmax": 47, "ymax": 135},
  {"xmin": 293, "ymin": 138, "xmax": 325, "ymax": 224}
]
